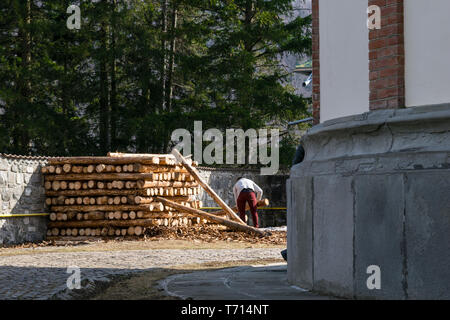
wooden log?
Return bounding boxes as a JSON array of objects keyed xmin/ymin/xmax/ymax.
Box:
[
  {"xmin": 48, "ymin": 219, "xmax": 158, "ymax": 229},
  {"xmin": 210, "ymin": 199, "xmax": 270, "ymax": 216},
  {"xmin": 113, "ymin": 196, "xmax": 121, "ymax": 205},
  {"xmin": 96, "ymin": 164, "xmax": 106, "ymax": 173},
  {"xmin": 51, "ymin": 204, "xmax": 154, "ymax": 212},
  {"xmin": 114, "ymin": 211, "xmax": 122, "ymax": 219},
  {"xmin": 52, "ymin": 181, "xmax": 61, "ymax": 191},
  {"xmin": 136, "ymin": 211, "xmax": 184, "ymax": 219},
  {"xmin": 49, "ymin": 213, "xmax": 57, "ymax": 221},
  {"xmin": 133, "ymin": 196, "xmax": 154, "ymax": 204},
  {"xmin": 134, "ymin": 226, "xmax": 143, "ymax": 236},
  {"xmin": 55, "ymin": 166, "xmax": 62, "ymax": 174},
  {"xmin": 71, "ymin": 166, "xmax": 83, "ymax": 173},
  {"xmin": 129, "ymin": 211, "xmax": 136, "ymax": 220},
  {"xmin": 45, "ymin": 172, "xmax": 156, "ymax": 181},
  {"xmin": 63, "ymin": 164, "xmax": 72, "ymax": 173},
  {"xmin": 48, "ymin": 156, "xmax": 171, "ymax": 166},
  {"xmin": 96, "ymin": 196, "xmax": 108, "ymax": 205},
  {"xmin": 65, "ymin": 212, "xmax": 76, "ymax": 220},
  {"xmin": 149, "ymin": 202, "xmax": 164, "ymax": 211},
  {"xmin": 83, "ymin": 211, "xmax": 105, "ymax": 220},
  {"xmin": 171, "ymin": 149, "xmax": 245, "ymax": 224},
  {"xmin": 39, "ymin": 186, "xmax": 196, "ymax": 198},
  {"xmin": 156, "ymin": 197, "xmax": 266, "ymax": 236},
  {"xmin": 44, "ymin": 181, "xmax": 52, "ymax": 190},
  {"xmin": 48, "ymin": 166, "xmax": 56, "ymax": 174},
  {"xmin": 125, "ymin": 181, "xmax": 136, "ymax": 189},
  {"xmin": 127, "ymin": 226, "xmax": 135, "ymax": 235}
]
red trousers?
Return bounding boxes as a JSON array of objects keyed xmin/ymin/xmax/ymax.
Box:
[{"xmin": 237, "ymin": 191, "xmax": 259, "ymax": 228}]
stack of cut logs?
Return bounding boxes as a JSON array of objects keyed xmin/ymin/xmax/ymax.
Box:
[{"xmin": 44, "ymin": 154, "xmax": 205, "ymax": 239}]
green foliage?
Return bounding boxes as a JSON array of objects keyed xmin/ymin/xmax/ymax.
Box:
[{"xmin": 0, "ymin": 0, "xmax": 311, "ymax": 158}]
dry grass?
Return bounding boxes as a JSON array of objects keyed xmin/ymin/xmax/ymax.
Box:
[{"xmin": 0, "ymin": 239, "xmax": 285, "ymax": 257}]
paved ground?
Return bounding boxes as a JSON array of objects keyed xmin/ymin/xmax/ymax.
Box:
[
  {"xmin": 160, "ymin": 263, "xmax": 336, "ymax": 300},
  {"xmin": 0, "ymin": 248, "xmax": 283, "ymax": 300}
]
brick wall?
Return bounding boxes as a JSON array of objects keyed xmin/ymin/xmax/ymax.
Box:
[
  {"xmin": 368, "ymin": 0, "xmax": 405, "ymax": 110},
  {"xmin": 312, "ymin": 0, "xmax": 406, "ymax": 121}
]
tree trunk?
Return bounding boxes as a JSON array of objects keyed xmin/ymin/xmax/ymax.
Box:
[
  {"xmin": 99, "ymin": 21, "xmax": 110, "ymax": 154},
  {"xmin": 110, "ymin": 0, "xmax": 118, "ymax": 150}
]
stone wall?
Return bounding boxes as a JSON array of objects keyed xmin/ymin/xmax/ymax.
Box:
[
  {"xmin": 0, "ymin": 155, "xmax": 48, "ymax": 244},
  {"xmin": 287, "ymin": 104, "xmax": 450, "ymax": 300}
]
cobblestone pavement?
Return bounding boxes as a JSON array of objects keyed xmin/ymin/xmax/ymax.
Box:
[{"xmin": 0, "ymin": 248, "xmax": 283, "ymax": 300}]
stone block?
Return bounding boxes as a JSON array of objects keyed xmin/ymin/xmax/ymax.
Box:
[
  {"xmin": 313, "ymin": 175, "xmax": 354, "ymax": 298},
  {"xmin": 0, "ymin": 158, "xmax": 8, "ymax": 171},
  {"xmin": 287, "ymin": 177, "xmax": 313, "ymax": 290},
  {"xmin": 0, "ymin": 172, "xmax": 7, "ymax": 185},
  {"xmin": 2, "ymin": 191, "xmax": 11, "ymax": 202},
  {"xmin": 354, "ymin": 174, "xmax": 406, "ymax": 300},
  {"xmin": 8, "ymin": 172, "xmax": 15, "ymax": 184},
  {"xmin": 16, "ymin": 173, "xmax": 24, "ymax": 185},
  {"xmin": 405, "ymin": 172, "xmax": 450, "ymax": 300}
]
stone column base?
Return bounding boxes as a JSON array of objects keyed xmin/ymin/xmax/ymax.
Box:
[{"xmin": 287, "ymin": 104, "xmax": 450, "ymax": 299}]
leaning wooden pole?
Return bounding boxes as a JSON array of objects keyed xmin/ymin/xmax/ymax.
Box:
[
  {"xmin": 156, "ymin": 197, "xmax": 266, "ymax": 236},
  {"xmin": 171, "ymin": 148, "xmax": 245, "ymax": 225},
  {"xmin": 210, "ymin": 199, "xmax": 270, "ymax": 216}
]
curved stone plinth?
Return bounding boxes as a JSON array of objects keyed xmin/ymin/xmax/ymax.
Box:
[{"xmin": 287, "ymin": 104, "xmax": 450, "ymax": 299}]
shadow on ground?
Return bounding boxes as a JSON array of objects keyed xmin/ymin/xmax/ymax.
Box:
[{"xmin": 0, "ymin": 262, "xmax": 335, "ymax": 300}]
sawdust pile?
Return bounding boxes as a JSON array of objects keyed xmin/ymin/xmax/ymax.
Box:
[
  {"xmin": 1, "ymin": 225, "xmax": 286, "ymax": 249},
  {"xmin": 143, "ymin": 225, "xmax": 287, "ymax": 245}
]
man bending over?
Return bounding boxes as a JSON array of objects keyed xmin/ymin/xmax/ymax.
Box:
[{"xmin": 233, "ymin": 177, "xmax": 263, "ymax": 228}]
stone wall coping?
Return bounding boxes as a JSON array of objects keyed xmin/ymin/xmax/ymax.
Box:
[{"xmin": 307, "ymin": 103, "xmax": 450, "ymax": 136}]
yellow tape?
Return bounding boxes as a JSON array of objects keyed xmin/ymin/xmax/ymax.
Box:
[
  {"xmin": 200, "ymin": 207, "xmax": 286, "ymax": 210},
  {"xmin": 0, "ymin": 213, "xmax": 50, "ymax": 218}
]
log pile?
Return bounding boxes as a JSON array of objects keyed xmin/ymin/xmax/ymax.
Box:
[{"xmin": 44, "ymin": 154, "xmax": 205, "ymax": 239}]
